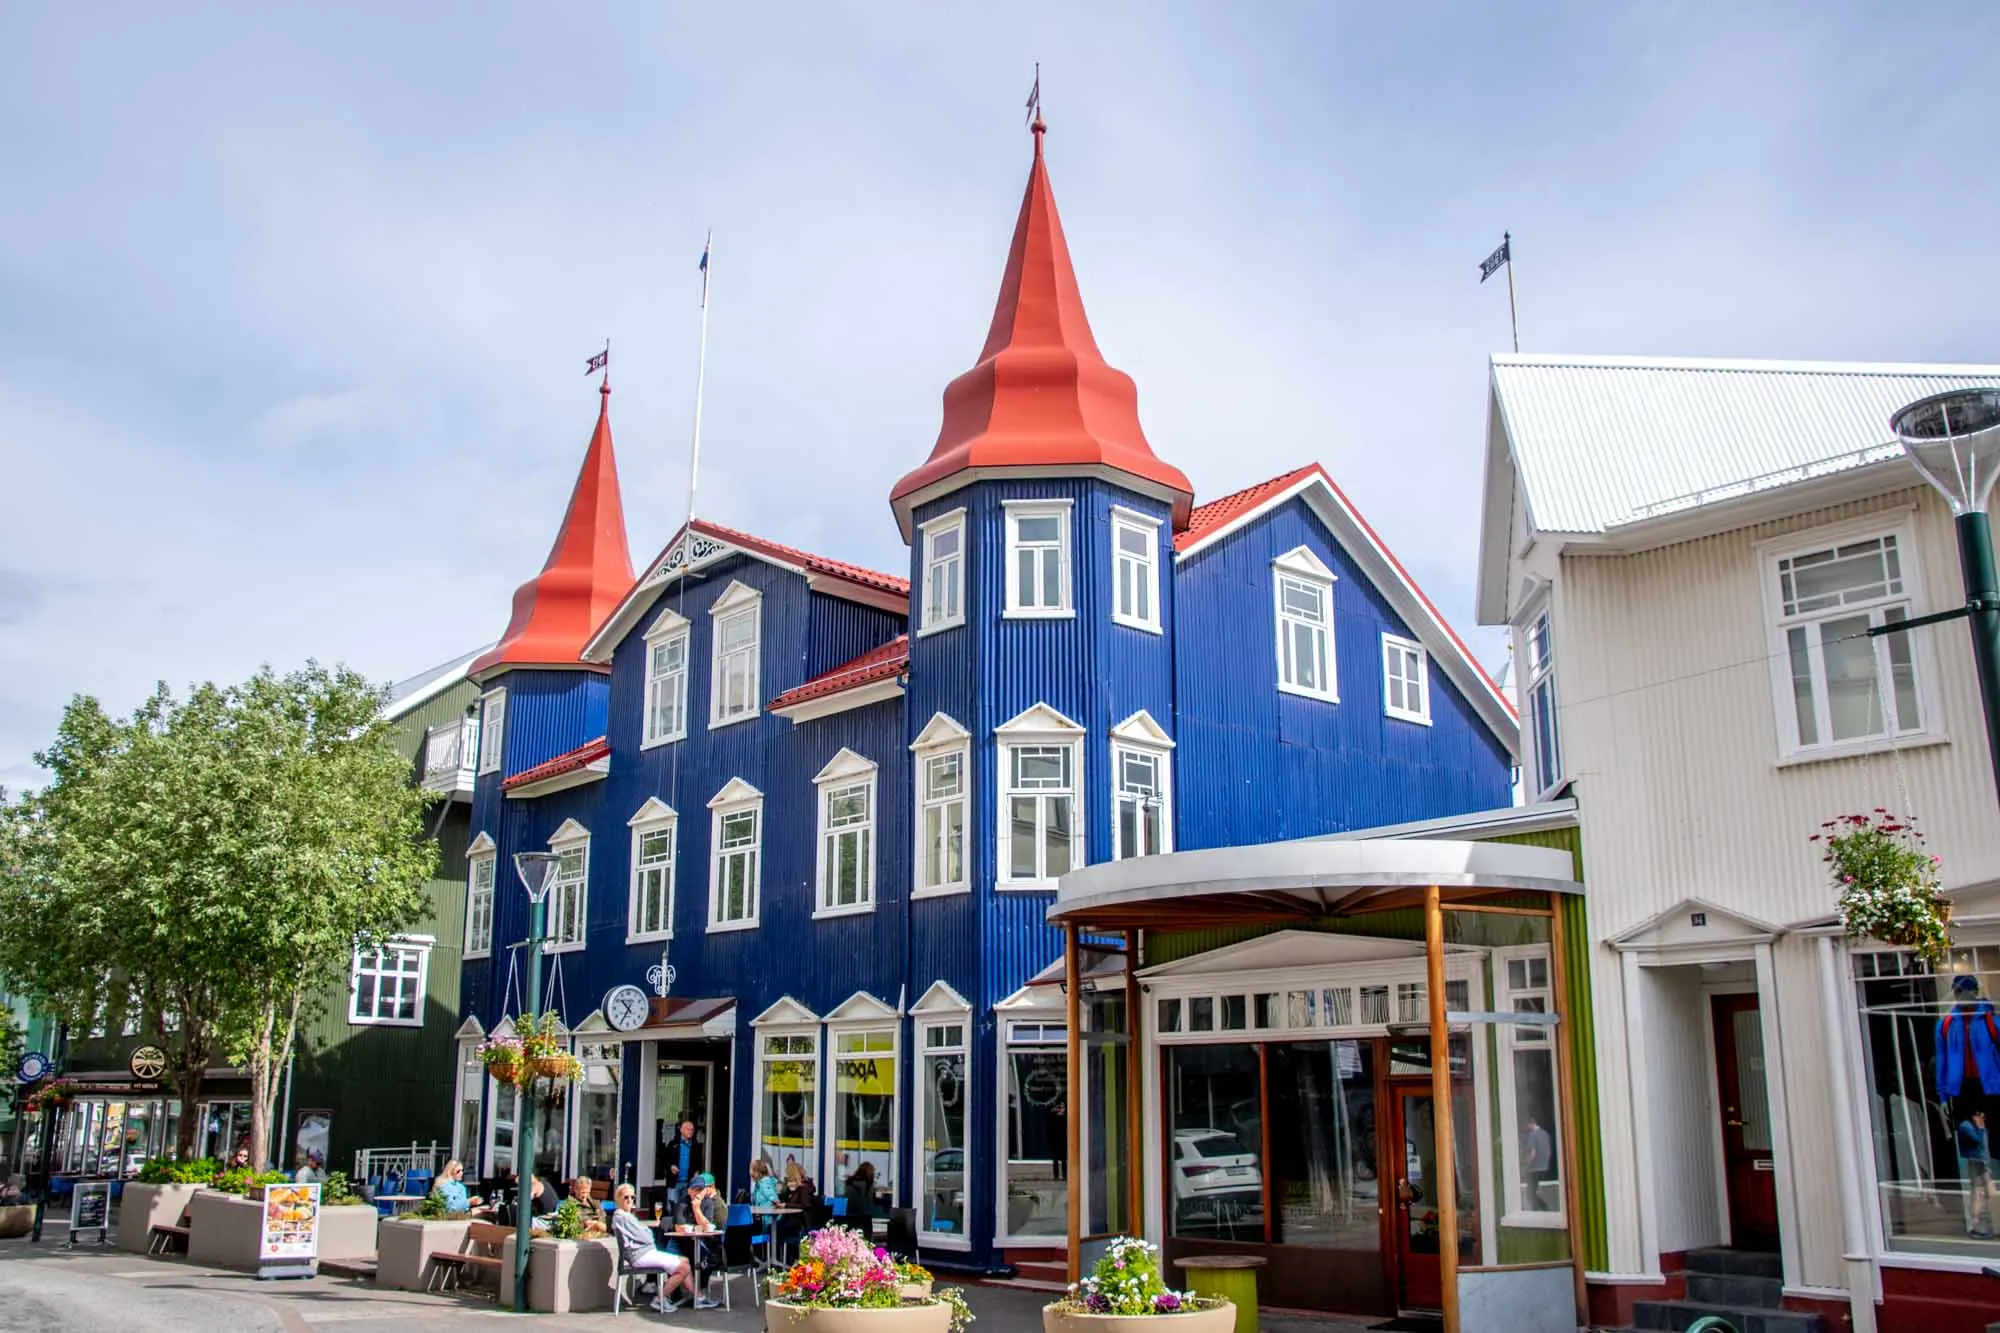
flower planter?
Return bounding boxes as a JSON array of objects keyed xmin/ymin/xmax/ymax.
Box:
[
  {"xmin": 117, "ymin": 1182, "xmax": 205, "ymax": 1254},
  {"xmin": 498, "ymin": 1234, "xmax": 619, "ymax": 1313},
  {"xmin": 0, "ymin": 1205, "xmax": 33, "ymax": 1240},
  {"xmin": 767, "ymin": 1299, "xmax": 954, "ymax": 1333},
  {"xmin": 900, "ymin": 1281, "xmax": 933, "ymax": 1301},
  {"xmin": 1042, "ymin": 1305, "xmax": 1237, "ymax": 1333},
  {"xmin": 377, "ymin": 1217, "xmax": 471, "ymax": 1291}
]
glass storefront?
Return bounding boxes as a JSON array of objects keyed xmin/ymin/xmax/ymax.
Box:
[
  {"xmin": 1268, "ymin": 1041, "xmax": 1379, "ymax": 1249},
  {"xmin": 919, "ymin": 1022, "xmax": 968, "ymax": 1240},
  {"xmin": 47, "ymin": 1098, "xmax": 179, "ymax": 1177},
  {"xmin": 1003, "ymin": 1021, "xmax": 1067, "ymax": 1238},
  {"xmin": 1855, "ymin": 944, "xmax": 2000, "ymax": 1257},
  {"xmin": 1165, "ymin": 1043, "xmax": 1263, "ymax": 1241},
  {"xmin": 758, "ymin": 1033, "xmax": 817, "ymax": 1178},
  {"xmin": 831, "ymin": 1028, "xmax": 897, "ymax": 1198},
  {"xmin": 1084, "ymin": 991, "xmax": 1129, "ymax": 1237},
  {"xmin": 574, "ymin": 1040, "xmax": 622, "ymax": 1183}
]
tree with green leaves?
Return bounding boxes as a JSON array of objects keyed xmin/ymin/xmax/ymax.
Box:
[{"xmin": 0, "ymin": 664, "xmax": 438, "ymax": 1164}]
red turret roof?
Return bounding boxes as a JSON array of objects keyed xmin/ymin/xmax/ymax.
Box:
[
  {"xmin": 471, "ymin": 384, "xmax": 635, "ymax": 680},
  {"xmin": 889, "ymin": 123, "xmax": 1194, "ymax": 535}
]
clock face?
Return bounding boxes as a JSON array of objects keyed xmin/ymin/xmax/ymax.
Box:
[{"xmin": 605, "ymin": 985, "xmax": 650, "ymax": 1032}]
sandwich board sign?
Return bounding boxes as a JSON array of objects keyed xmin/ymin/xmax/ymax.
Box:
[
  {"xmin": 68, "ymin": 1180, "xmax": 111, "ymax": 1246},
  {"xmin": 257, "ymin": 1182, "xmax": 321, "ymax": 1279}
]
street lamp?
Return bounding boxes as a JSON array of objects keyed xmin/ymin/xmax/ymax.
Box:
[
  {"xmin": 1888, "ymin": 388, "xmax": 2000, "ymax": 807},
  {"xmin": 509, "ymin": 850, "xmax": 558, "ymax": 1314}
]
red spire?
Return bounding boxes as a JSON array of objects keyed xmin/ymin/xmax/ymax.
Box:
[
  {"xmin": 889, "ymin": 123, "xmax": 1194, "ymax": 535},
  {"xmin": 470, "ymin": 382, "xmax": 635, "ymax": 679}
]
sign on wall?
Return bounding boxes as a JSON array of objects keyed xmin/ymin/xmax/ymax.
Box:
[
  {"xmin": 257, "ymin": 1182, "xmax": 321, "ymax": 1280},
  {"xmin": 128, "ymin": 1046, "xmax": 167, "ymax": 1080}
]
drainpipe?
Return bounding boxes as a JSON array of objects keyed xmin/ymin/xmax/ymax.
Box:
[
  {"xmin": 274, "ymin": 1046, "xmax": 297, "ymax": 1173},
  {"xmin": 1815, "ymin": 935, "xmax": 1877, "ymax": 1333}
]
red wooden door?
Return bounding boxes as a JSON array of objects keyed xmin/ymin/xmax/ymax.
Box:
[
  {"xmin": 1711, "ymin": 994, "xmax": 1780, "ymax": 1250},
  {"xmin": 1388, "ymin": 1085, "xmax": 1443, "ymax": 1311}
]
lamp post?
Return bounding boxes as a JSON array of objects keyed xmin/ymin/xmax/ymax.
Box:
[
  {"xmin": 1887, "ymin": 388, "xmax": 2000, "ymax": 807},
  {"xmin": 510, "ymin": 850, "xmax": 558, "ymax": 1314}
]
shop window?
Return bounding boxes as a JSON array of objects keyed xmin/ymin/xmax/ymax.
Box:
[
  {"xmin": 455, "ymin": 1040, "xmax": 484, "ymax": 1163},
  {"xmin": 1166, "ymin": 1043, "xmax": 1264, "ymax": 1241},
  {"xmin": 489, "ymin": 1079, "xmax": 519, "ymax": 1175},
  {"xmin": 1854, "ymin": 944, "xmax": 2000, "ymax": 1255},
  {"xmin": 1494, "ymin": 946, "xmax": 1564, "ymax": 1226},
  {"xmin": 1084, "ymin": 989, "xmax": 1132, "ymax": 1237},
  {"xmin": 1268, "ymin": 1041, "xmax": 1378, "ymax": 1249},
  {"xmin": 574, "ymin": 1041, "xmax": 622, "ymax": 1183},
  {"xmin": 1003, "ymin": 1022, "xmax": 1069, "ymax": 1239},
  {"xmin": 831, "ymin": 1029, "xmax": 897, "ymax": 1202},
  {"xmin": 919, "ymin": 1022, "xmax": 969, "ymax": 1244},
  {"xmin": 757, "ymin": 1033, "xmax": 818, "ymax": 1177}
]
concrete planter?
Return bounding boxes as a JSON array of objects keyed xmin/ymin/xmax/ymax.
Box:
[
  {"xmin": 0, "ymin": 1204, "xmax": 34, "ymax": 1240},
  {"xmin": 117, "ymin": 1182, "xmax": 204, "ymax": 1254},
  {"xmin": 186, "ymin": 1190, "xmax": 265, "ymax": 1270},
  {"xmin": 1041, "ymin": 1304, "xmax": 1236, "ymax": 1333},
  {"xmin": 767, "ymin": 1299, "xmax": 954, "ymax": 1333},
  {"xmin": 377, "ymin": 1217, "xmax": 472, "ymax": 1291},
  {"xmin": 498, "ymin": 1234, "xmax": 619, "ymax": 1313},
  {"xmin": 316, "ymin": 1204, "xmax": 380, "ymax": 1261},
  {"xmin": 900, "ymin": 1281, "xmax": 933, "ymax": 1301}
]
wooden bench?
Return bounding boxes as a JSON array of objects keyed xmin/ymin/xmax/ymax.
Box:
[
  {"xmin": 147, "ymin": 1209, "xmax": 193, "ymax": 1255},
  {"xmin": 427, "ymin": 1222, "xmax": 512, "ymax": 1293}
]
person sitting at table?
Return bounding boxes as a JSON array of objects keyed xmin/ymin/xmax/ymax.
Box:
[
  {"xmin": 843, "ymin": 1162, "xmax": 878, "ymax": 1239},
  {"xmin": 567, "ymin": 1177, "xmax": 609, "ymax": 1236},
  {"xmin": 437, "ymin": 1159, "xmax": 483, "ymax": 1214},
  {"xmin": 292, "ymin": 1151, "xmax": 326, "ymax": 1185},
  {"xmin": 748, "ymin": 1158, "xmax": 779, "ymax": 1208},
  {"xmin": 780, "ymin": 1159, "xmax": 818, "ymax": 1208},
  {"xmin": 611, "ymin": 1183, "xmax": 711, "ymax": 1312},
  {"xmin": 680, "ymin": 1172, "xmax": 723, "ymax": 1230},
  {"xmin": 524, "ymin": 1173, "xmax": 560, "ymax": 1229}
]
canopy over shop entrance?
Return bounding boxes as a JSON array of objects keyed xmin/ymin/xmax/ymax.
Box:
[{"xmin": 1049, "ymin": 837, "xmax": 1587, "ymax": 1333}]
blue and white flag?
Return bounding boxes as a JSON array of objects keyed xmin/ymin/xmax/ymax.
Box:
[{"xmin": 1479, "ymin": 234, "xmax": 1511, "ymax": 283}]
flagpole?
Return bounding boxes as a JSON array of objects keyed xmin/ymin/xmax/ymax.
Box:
[
  {"xmin": 1503, "ymin": 231, "xmax": 1519, "ymax": 353},
  {"xmin": 685, "ymin": 229, "xmax": 713, "ymax": 530}
]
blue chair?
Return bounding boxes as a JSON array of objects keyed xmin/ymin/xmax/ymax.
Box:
[
  {"xmin": 829, "ymin": 1197, "xmax": 848, "ymax": 1218},
  {"xmin": 406, "ymin": 1170, "xmax": 432, "ymax": 1198}
]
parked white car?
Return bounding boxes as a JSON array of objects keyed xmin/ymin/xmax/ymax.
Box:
[{"xmin": 1169, "ymin": 1128, "xmax": 1262, "ymax": 1206}]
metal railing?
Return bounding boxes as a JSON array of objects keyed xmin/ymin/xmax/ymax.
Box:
[
  {"xmin": 352, "ymin": 1141, "xmax": 449, "ymax": 1185},
  {"xmin": 419, "ymin": 719, "xmax": 478, "ymax": 796}
]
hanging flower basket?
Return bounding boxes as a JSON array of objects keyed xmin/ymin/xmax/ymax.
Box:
[
  {"xmin": 1816, "ymin": 811, "xmax": 1954, "ymax": 966},
  {"xmin": 20, "ymin": 1077, "xmax": 81, "ymax": 1116},
  {"xmin": 475, "ymin": 1034, "xmax": 528, "ymax": 1086}
]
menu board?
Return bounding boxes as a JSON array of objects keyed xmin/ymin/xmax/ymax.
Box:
[
  {"xmin": 259, "ymin": 1182, "xmax": 321, "ymax": 1273},
  {"xmin": 70, "ymin": 1181, "xmax": 111, "ymax": 1239}
]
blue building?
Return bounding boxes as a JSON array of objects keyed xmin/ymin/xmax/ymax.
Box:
[{"xmin": 452, "ymin": 123, "xmax": 1516, "ymax": 1273}]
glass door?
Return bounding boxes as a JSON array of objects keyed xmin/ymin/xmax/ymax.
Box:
[
  {"xmin": 1388, "ymin": 1084, "xmax": 1478, "ymax": 1312},
  {"xmin": 654, "ymin": 1061, "xmax": 712, "ymax": 1189}
]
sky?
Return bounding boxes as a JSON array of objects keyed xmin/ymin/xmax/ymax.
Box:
[{"xmin": 4, "ymin": 1, "xmax": 2000, "ymax": 788}]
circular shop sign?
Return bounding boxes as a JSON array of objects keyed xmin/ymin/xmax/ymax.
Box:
[
  {"xmin": 17, "ymin": 1051, "xmax": 50, "ymax": 1083},
  {"xmin": 129, "ymin": 1045, "xmax": 168, "ymax": 1080}
]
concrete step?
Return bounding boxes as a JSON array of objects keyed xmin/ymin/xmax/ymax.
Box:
[
  {"xmin": 1682, "ymin": 1247, "xmax": 1784, "ymax": 1281},
  {"xmin": 1632, "ymin": 1298, "xmax": 1821, "ymax": 1333},
  {"xmin": 1684, "ymin": 1271, "xmax": 1785, "ymax": 1309}
]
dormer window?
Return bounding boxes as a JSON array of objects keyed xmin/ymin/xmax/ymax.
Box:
[
  {"xmin": 1272, "ymin": 546, "xmax": 1338, "ymax": 702},
  {"xmin": 1004, "ymin": 500, "xmax": 1073, "ymax": 618},
  {"xmin": 709, "ymin": 581, "xmax": 762, "ymax": 728},
  {"xmin": 920, "ymin": 509, "xmax": 966, "ymax": 635}
]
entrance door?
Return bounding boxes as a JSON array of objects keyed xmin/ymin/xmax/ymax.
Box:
[
  {"xmin": 653, "ymin": 1062, "xmax": 713, "ymax": 1187},
  {"xmin": 1711, "ymin": 994, "xmax": 1779, "ymax": 1250},
  {"xmin": 1387, "ymin": 1084, "xmax": 1477, "ymax": 1311}
]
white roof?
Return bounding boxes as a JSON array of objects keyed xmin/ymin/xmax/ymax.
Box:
[
  {"xmin": 1491, "ymin": 354, "xmax": 2000, "ymax": 535},
  {"xmin": 383, "ymin": 646, "xmax": 489, "ymax": 721}
]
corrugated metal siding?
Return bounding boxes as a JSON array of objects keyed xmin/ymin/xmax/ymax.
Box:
[
  {"xmin": 1492, "ymin": 356, "xmax": 2000, "ymax": 534},
  {"xmin": 502, "ymin": 669, "xmax": 612, "ymax": 775},
  {"xmin": 1638, "ymin": 965, "xmax": 1722, "ymax": 1253},
  {"xmin": 1556, "ymin": 891, "xmax": 1608, "ymax": 1272},
  {"xmin": 805, "ymin": 593, "xmax": 905, "ymax": 680},
  {"xmin": 1176, "ymin": 496, "xmax": 1514, "ymax": 847}
]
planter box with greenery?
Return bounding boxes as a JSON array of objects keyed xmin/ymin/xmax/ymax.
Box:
[
  {"xmin": 118, "ymin": 1157, "xmax": 218, "ymax": 1253},
  {"xmin": 378, "ymin": 1215, "xmax": 473, "ymax": 1291},
  {"xmin": 765, "ymin": 1224, "xmax": 971, "ymax": 1333},
  {"xmin": 1042, "ymin": 1238, "xmax": 1232, "ymax": 1333}
]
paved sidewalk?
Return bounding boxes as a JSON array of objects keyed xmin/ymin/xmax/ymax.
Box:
[{"xmin": 0, "ymin": 1238, "xmax": 1381, "ymax": 1333}]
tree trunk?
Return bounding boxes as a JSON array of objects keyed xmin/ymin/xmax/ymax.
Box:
[
  {"xmin": 248, "ymin": 1002, "xmax": 278, "ymax": 1171},
  {"xmin": 172, "ymin": 1065, "xmax": 205, "ymax": 1160}
]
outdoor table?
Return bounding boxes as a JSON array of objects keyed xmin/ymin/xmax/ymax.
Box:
[
  {"xmin": 750, "ymin": 1206, "xmax": 801, "ymax": 1269},
  {"xmin": 1171, "ymin": 1254, "xmax": 1266, "ymax": 1333},
  {"xmin": 375, "ymin": 1194, "xmax": 426, "ymax": 1217},
  {"xmin": 654, "ymin": 1222, "xmax": 723, "ymax": 1277}
]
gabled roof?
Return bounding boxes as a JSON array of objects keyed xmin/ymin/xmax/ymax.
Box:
[
  {"xmin": 1175, "ymin": 462, "xmax": 1516, "ymax": 745},
  {"xmin": 888, "ymin": 123, "xmax": 1194, "ymax": 537},
  {"xmin": 583, "ymin": 519, "xmax": 908, "ymax": 662},
  {"xmin": 768, "ymin": 636, "xmax": 909, "ymax": 721},
  {"xmin": 1478, "ymin": 354, "xmax": 2000, "ymax": 619},
  {"xmin": 472, "ymin": 384, "xmax": 635, "ymax": 681},
  {"xmin": 502, "ymin": 736, "xmax": 610, "ymax": 798}
]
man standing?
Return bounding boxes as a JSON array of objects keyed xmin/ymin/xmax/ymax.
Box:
[
  {"xmin": 1523, "ymin": 1116, "xmax": 1555, "ymax": 1210},
  {"xmin": 665, "ymin": 1117, "xmax": 704, "ymax": 1204}
]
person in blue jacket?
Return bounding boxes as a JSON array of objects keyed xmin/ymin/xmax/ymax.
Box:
[
  {"xmin": 1935, "ymin": 975, "xmax": 2000, "ymax": 1099},
  {"xmin": 1956, "ymin": 1109, "xmax": 1993, "ymax": 1239}
]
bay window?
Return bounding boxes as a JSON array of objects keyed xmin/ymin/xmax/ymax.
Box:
[{"xmin": 1005, "ymin": 500, "xmax": 1073, "ymax": 617}]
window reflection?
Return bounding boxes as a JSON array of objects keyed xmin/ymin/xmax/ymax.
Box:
[
  {"xmin": 1268, "ymin": 1042, "xmax": 1379, "ymax": 1250},
  {"xmin": 1166, "ymin": 1044, "xmax": 1263, "ymax": 1240}
]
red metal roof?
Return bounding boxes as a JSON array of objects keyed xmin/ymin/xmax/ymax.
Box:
[
  {"xmin": 889, "ymin": 124, "xmax": 1194, "ymax": 531},
  {"xmin": 472, "ymin": 384, "xmax": 635, "ymax": 679},
  {"xmin": 1175, "ymin": 464, "xmax": 1325, "ymax": 552},
  {"xmin": 502, "ymin": 735, "xmax": 610, "ymax": 792},
  {"xmin": 768, "ymin": 635, "xmax": 910, "ymax": 713},
  {"xmin": 690, "ymin": 520, "xmax": 909, "ymax": 598}
]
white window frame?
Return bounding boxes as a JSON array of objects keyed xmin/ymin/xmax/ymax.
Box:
[
  {"xmin": 995, "ymin": 703, "xmax": 1084, "ymax": 890},
  {"xmin": 545, "ymin": 819, "xmax": 590, "ymax": 954},
  {"xmin": 751, "ymin": 999, "xmax": 822, "ymax": 1183},
  {"xmin": 1757, "ymin": 514, "xmax": 1938, "ymax": 763},
  {"xmin": 994, "ymin": 998, "xmax": 1070, "ymax": 1246},
  {"xmin": 1272, "ymin": 546, "xmax": 1338, "ymax": 702},
  {"xmin": 1492, "ymin": 944, "xmax": 1565, "ymax": 1228},
  {"xmin": 1382, "ymin": 633, "xmax": 1432, "ymax": 725},
  {"xmin": 566, "ymin": 1026, "xmax": 625, "ymax": 1183},
  {"xmin": 1110, "ymin": 506, "xmax": 1163, "ymax": 634},
  {"xmin": 464, "ymin": 832, "xmax": 496, "ymax": 959},
  {"xmin": 486, "ymin": 1052, "xmax": 521, "ymax": 1177},
  {"xmin": 642, "ymin": 609, "xmax": 691, "ymax": 748},
  {"xmin": 912, "ymin": 713, "xmax": 971, "ymax": 898},
  {"xmin": 824, "ymin": 993, "xmax": 902, "ymax": 1206},
  {"xmin": 627, "ymin": 798, "xmax": 677, "ymax": 943},
  {"xmin": 919, "ymin": 508, "xmax": 967, "ymax": 637},
  {"xmin": 477, "ymin": 687, "xmax": 507, "ymax": 774},
  {"xmin": 813, "ymin": 749, "xmax": 879, "ymax": 919},
  {"xmin": 707, "ymin": 778, "xmax": 764, "ymax": 932},
  {"xmin": 348, "ymin": 935, "xmax": 433, "ymax": 1027},
  {"xmin": 912, "ymin": 983, "xmax": 974, "ymax": 1250},
  {"xmin": 1003, "ymin": 499, "xmax": 1074, "ymax": 619},
  {"xmin": 453, "ymin": 1023, "xmax": 486, "ymax": 1162},
  {"xmin": 709, "ymin": 581, "xmax": 763, "ymax": 729},
  {"xmin": 1109, "ymin": 709, "xmax": 1174, "ymax": 861},
  {"xmin": 1518, "ymin": 596, "xmax": 1563, "ymax": 798}
]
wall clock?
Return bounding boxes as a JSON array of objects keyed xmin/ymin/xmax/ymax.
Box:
[{"xmin": 604, "ymin": 984, "xmax": 651, "ymax": 1032}]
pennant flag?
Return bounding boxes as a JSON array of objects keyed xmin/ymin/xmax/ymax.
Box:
[
  {"xmin": 586, "ymin": 348, "xmax": 609, "ymax": 376},
  {"xmin": 1479, "ymin": 235, "xmax": 1511, "ymax": 284},
  {"xmin": 699, "ymin": 239, "xmax": 710, "ymax": 274}
]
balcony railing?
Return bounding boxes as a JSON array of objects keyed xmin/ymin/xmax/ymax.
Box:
[{"xmin": 420, "ymin": 718, "xmax": 478, "ymax": 799}]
